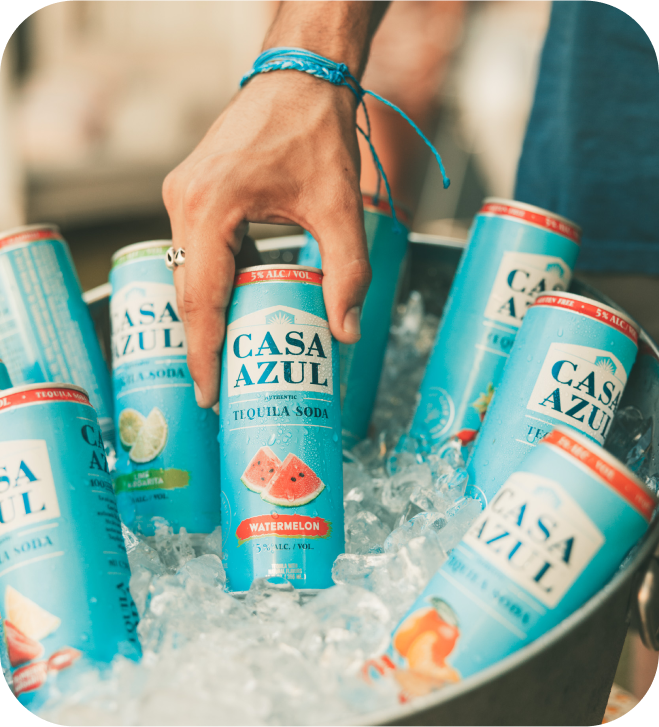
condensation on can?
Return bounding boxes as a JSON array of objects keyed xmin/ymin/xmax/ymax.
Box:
[
  {"xmin": 219, "ymin": 265, "xmax": 344, "ymax": 592},
  {"xmin": 298, "ymin": 194, "xmax": 411, "ymax": 449},
  {"xmin": 407, "ymin": 199, "xmax": 581, "ymax": 452},
  {"xmin": 468, "ymin": 292, "xmax": 640, "ymax": 504},
  {"xmin": 0, "ymin": 224, "xmax": 115, "ymax": 450},
  {"xmin": 109, "ymin": 241, "xmax": 221, "ymax": 535},
  {"xmin": 0, "ymin": 383, "xmax": 140, "ymax": 712},
  {"xmin": 378, "ymin": 426, "xmax": 655, "ymax": 697}
]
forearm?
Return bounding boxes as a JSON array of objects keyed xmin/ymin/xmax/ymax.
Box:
[{"xmin": 263, "ymin": 1, "xmax": 390, "ymax": 78}]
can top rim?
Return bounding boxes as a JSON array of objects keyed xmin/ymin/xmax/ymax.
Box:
[
  {"xmin": 0, "ymin": 223, "xmax": 61, "ymax": 243},
  {"xmin": 546, "ymin": 425, "xmax": 656, "ymax": 500},
  {"xmin": 533, "ymin": 291, "xmax": 639, "ymax": 334},
  {"xmin": 111, "ymin": 240, "xmax": 172, "ymax": 263},
  {"xmin": 0, "ymin": 382, "xmax": 89, "ymax": 398},
  {"xmin": 482, "ymin": 197, "xmax": 581, "ymax": 231},
  {"xmin": 236, "ymin": 264, "xmax": 322, "ymax": 275}
]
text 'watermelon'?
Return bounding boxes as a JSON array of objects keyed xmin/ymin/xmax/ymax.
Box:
[{"xmin": 236, "ymin": 514, "xmax": 332, "ymax": 545}]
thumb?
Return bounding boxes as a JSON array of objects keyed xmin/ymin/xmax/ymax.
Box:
[{"xmin": 313, "ymin": 201, "xmax": 372, "ymax": 345}]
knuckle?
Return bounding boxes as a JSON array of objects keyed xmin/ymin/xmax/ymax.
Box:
[
  {"xmin": 182, "ymin": 176, "xmax": 211, "ymax": 219},
  {"xmin": 161, "ymin": 170, "xmax": 179, "ymax": 211}
]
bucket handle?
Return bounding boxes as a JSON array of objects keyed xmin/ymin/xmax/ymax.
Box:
[{"xmin": 636, "ymin": 541, "xmax": 659, "ymax": 650}]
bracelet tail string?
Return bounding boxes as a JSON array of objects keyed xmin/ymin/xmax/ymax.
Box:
[{"xmin": 241, "ymin": 47, "xmax": 450, "ymax": 228}]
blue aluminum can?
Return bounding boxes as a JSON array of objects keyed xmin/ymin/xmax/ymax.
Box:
[
  {"xmin": 298, "ymin": 194, "xmax": 411, "ymax": 448},
  {"xmin": 375, "ymin": 427, "xmax": 655, "ymax": 696},
  {"xmin": 468, "ymin": 292, "xmax": 639, "ymax": 504},
  {"xmin": 0, "ymin": 360, "xmax": 11, "ymax": 390},
  {"xmin": 407, "ymin": 199, "xmax": 581, "ymax": 450},
  {"xmin": 0, "ymin": 383, "xmax": 140, "ymax": 712},
  {"xmin": 109, "ymin": 241, "xmax": 221, "ymax": 536},
  {"xmin": 0, "ymin": 225, "xmax": 115, "ymax": 451},
  {"xmin": 220, "ymin": 265, "xmax": 344, "ymax": 592}
]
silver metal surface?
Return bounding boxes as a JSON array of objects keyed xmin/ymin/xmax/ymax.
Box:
[{"xmin": 636, "ymin": 542, "xmax": 659, "ymax": 650}]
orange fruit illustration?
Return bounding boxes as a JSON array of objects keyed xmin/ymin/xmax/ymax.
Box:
[
  {"xmin": 407, "ymin": 630, "xmax": 461, "ymax": 684},
  {"xmin": 393, "ymin": 598, "xmax": 460, "ymax": 660}
]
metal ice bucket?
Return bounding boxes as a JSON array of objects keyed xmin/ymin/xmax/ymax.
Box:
[{"xmin": 85, "ymin": 234, "xmax": 659, "ymax": 726}]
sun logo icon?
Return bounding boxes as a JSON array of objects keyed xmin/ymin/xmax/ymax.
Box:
[
  {"xmin": 594, "ymin": 356, "xmax": 617, "ymax": 375},
  {"xmin": 265, "ymin": 310, "xmax": 295, "ymax": 325},
  {"xmin": 545, "ymin": 262, "xmax": 565, "ymax": 278}
]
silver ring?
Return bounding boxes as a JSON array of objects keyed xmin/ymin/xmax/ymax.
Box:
[{"xmin": 165, "ymin": 246, "xmax": 186, "ymax": 270}]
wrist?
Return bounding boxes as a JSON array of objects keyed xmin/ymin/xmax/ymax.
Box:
[{"xmin": 263, "ymin": 2, "xmax": 386, "ymax": 79}]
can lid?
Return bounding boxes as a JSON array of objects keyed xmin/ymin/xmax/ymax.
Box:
[
  {"xmin": 362, "ymin": 193, "xmax": 413, "ymax": 227},
  {"xmin": 0, "ymin": 224, "xmax": 62, "ymax": 251},
  {"xmin": 0, "ymin": 383, "xmax": 92, "ymax": 413},
  {"xmin": 480, "ymin": 198, "xmax": 581, "ymax": 244},
  {"xmin": 111, "ymin": 240, "xmax": 172, "ymax": 265},
  {"xmin": 542, "ymin": 427, "xmax": 656, "ymax": 521},
  {"xmin": 532, "ymin": 292, "xmax": 639, "ymax": 345},
  {"xmin": 235, "ymin": 264, "xmax": 323, "ymax": 287}
]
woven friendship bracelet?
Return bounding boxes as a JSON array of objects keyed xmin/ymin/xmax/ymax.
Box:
[{"xmin": 241, "ymin": 47, "xmax": 451, "ymax": 229}]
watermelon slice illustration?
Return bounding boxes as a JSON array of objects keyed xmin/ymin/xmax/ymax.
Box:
[
  {"xmin": 260, "ymin": 453, "xmax": 325, "ymax": 507},
  {"xmin": 3, "ymin": 620, "xmax": 44, "ymax": 666},
  {"xmin": 241, "ymin": 447, "xmax": 282, "ymax": 493}
]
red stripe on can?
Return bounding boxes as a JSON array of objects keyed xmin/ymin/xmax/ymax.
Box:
[
  {"xmin": 362, "ymin": 193, "xmax": 413, "ymax": 227},
  {"xmin": 480, "ymin": 202, "xmax": 581, "ymax": 244},
  {"xmin": 532, "ymin": 294, "xmax": 639, "ymax": 344},
  {"xmin": 543, "ymin": 429, "xmax": 655, "ymax": 521},
  {"xmin": 0, "ymin": 387, "xmax": 92, "ymax": 411},
  {"xmin": 235, "ymin": 268, "xmax": 323, "ymax": 287},
  {"xmin": 0, "ymin": 228, "xmax": 62, "ymax": 250}
]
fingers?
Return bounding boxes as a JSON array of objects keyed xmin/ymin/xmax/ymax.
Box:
[{"xmin": 313, "ymin": 196, "xmax": 372, "ymax": 345}]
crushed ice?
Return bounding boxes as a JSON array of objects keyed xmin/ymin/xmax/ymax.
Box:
[{"xmin": 36, "ymin": 291, "xmax": 656, "ymax": 724}]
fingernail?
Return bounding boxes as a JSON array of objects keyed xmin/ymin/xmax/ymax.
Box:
[
  {"xmin": 212, "ymin": 402, "xmax": 220, "ymax": 415},
  {"xmin": 194, "ymin": 382, "xmax": 203, "ymax": 406},
  {"xmin": 343, "ymin": 306, "xmax": 361, "ymax": 338}
]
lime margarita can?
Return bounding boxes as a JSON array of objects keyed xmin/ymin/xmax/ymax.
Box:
[
  {"xmin": 370, "ymin": 427, "xmax": 655, "ymax": 698},
  {"xmin": 299, "ymin": 194, "xmax": 411, "ymax": 448},
  {"xmin": 109, "ymin": 241, "xmax": 221, "ymax": 535},
  {"xmin": 407, "ymin": 199, "xmax": 581, "ymax": 451},
  {"xmin": 0, "ymin": 224, "xmax": 115, "ymax": 451},
  {"xmin": 0, "ymin": 384, "xmax": 140, "ymax": 711},
  {"xmin": 468, "ymin": 292, "xmax": 639, "ymax": 504},
  {"xmin": 220, "ymin": 265, "xmax": 344, "ymax": 593}
]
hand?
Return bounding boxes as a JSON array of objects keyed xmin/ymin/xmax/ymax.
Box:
[{"xmin": 162, "ymin": 70, "xmax": 371, "ymax": 408}]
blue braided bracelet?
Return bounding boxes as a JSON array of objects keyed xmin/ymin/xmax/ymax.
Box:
[{"xmin": 240, "ymin": 47, "xmax": 450, "ymax": 228}]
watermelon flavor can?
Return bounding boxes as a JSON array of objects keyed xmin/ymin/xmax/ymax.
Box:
[
  {"xmin": 0, "ymin": 224, "xmax": 115, "ymax": 452},
  {"xmin": 220, "ymin": 265, "xmax": 344, "ymax": 592},
  {"xmin": 373, "ymin": 427, "xmax": 655, "ymax": 696},
  {"xmin": 0, "ymin": 384, "xmax": 140, "ymax": 712},
  {"xmin": 0, "ymin": 360, "xmax": 11, "ymax": 390},
  {"xmin": 109, "ymin": 241, "xmax": 221, "ymax": 535},
  {"xmin": 468, "ymin": 292, "xmax": 639, "ymax": 504},
  {"xmin": 407, "ymin": 199, "xmax": 580, "ymax": 451},
  {"xmin": 299, "ymin": 194, "xmax": 411, "ymax": 448}
]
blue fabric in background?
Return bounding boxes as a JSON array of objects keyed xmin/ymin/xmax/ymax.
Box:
[{"xmin": 515, "ymin": 1, "xmax": 659, "ymax": 274}]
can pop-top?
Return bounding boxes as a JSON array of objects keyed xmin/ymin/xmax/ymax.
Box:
[
  {"xmin": 298, "ymin": 194, "xmax": 411, "ymax": 448},
  {"xmin": 109, "ymin": 241, "xmax": 221, "ymax": 536},
  {"xmin": 468, "ymin": 292, "xmax": 639, "ymax": 504},
  {"xmin": 0, "ymin": 360, "xmax": 11, "ymax": 390},
  {"xmin": 407, "ymin": 199, "xmax": 581, "ymax": 451},
  {"xmin": 220, "ymin": 265, "xmax": 344, "ymax": 592},
  {"xmin": 376, "ymin": 426, "xmax": 655, "ymax": 697},
  {"xmin": 0, "ymin": 225, "xmax": 115, "ymax": 449},
  {"xmin": 0, "ymin": 384, "xmax": 140, "ymax": 711}
]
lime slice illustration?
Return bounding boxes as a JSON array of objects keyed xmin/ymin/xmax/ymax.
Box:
[
  {"xmin": 5, "ymin": 585, "xmax": 61, "ymax": 641},
  {"xmin": 118, "ymin": 408, "xmax": 146, "ymax": 449},
  {"xmin": 129, "ymin": 407, "xmax": 168, "ymax": 463}
]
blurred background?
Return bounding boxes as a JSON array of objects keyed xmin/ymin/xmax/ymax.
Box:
[
  {"xmin": 0, "ymin": 0, "xmax": 656, "ymax": 704},
  {"xmin": 1, "ymin": 1, "xmax": 548, "ymax": 289}
]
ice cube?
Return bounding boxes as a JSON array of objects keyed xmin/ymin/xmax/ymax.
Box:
[
  {"xmin": 435, "ymin": 498, "xmax": 482, "ymax": 553},
  {"xmin": 152, "ymin": 520, "xmax": 196, "ymax": 572},
  {"xmin": 382, "ymin": 464, "xmax": 432, "ymax": 513},
  {"xmin": 384, "ymin": 511, "xmax": 449, "ymax": 553},
  {"xmin": 345, "ymin": 510, "xmax": 391, "ymax": 554}
]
